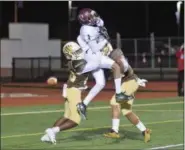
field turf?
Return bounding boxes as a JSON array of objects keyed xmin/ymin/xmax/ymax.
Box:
[{"xmin": 1, "ymin": 97, "xmax": 184, "ymax": 149}]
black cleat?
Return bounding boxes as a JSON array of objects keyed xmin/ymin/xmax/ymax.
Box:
[
  {"xmin": 77, "ymin": 102, "xmax": 87, "ymax": 120},
  {"xmin": 115, "ymin": 92, "xmax": 134, "ymax": 103}
]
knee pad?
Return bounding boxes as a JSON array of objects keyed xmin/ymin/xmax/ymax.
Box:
[{"xmin": 121, "ymin": 99, "xmax": 134, "ymax": 115}]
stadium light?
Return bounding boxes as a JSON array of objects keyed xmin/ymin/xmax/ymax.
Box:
[
  {"xmin": 175, "ymin": 1, "xmax": 182, "ymax": 25},
  {"xmin": 175, "ymin": 1, "xmax": 182, "ymax": 41},
  {"xmin": 68, "ymin": 1, "xmax": 72, "ymax": 40}
]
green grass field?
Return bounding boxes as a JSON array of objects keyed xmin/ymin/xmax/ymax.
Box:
[{"xmin": 1, "ymin": 97, "xmax": 184, "ymax": 149}]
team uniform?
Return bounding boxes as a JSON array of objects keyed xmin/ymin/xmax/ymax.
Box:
[
  {"xmin": 109, "ymin": 49, "xmax": 138, "ymax": 113},
  {"xmin": 110, "ymin": 65, "xmax": 139, "ymax": 115},
  {"xmin": 64, "ymin": 60, "xmax": 89, "ymax": 124},
  {"xmin": 104, "ymin": 49, "xmax": 151, "ymax": 143},
  {"xmin": 76, "ymin": 8, "xmax": 133, "ymax": 120},
  {"xmin": 77, "ymin": 21, "xmax": 114, "ymax": 72},
  {"xmin": 41, "ymin": 59, "xmax": 89, "ymax": 144}
]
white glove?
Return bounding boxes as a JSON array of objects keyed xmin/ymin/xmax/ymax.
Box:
[
  {"xmin": 62, "ymin": 84, "xmax": 68, "ymax": 98},
  {"xmin": 137, "ymin": 78, "xmax": 148, "ymax": 87},
  {"xmin": 96, "ymin": 17, "xmax": 104, "ymax": 27}
]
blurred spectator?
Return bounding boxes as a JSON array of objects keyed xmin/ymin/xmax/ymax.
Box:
[{"xmin": 176, "ymin": 44, "xmax": 184, "ymax": 96}]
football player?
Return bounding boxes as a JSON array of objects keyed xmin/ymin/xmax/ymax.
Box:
[
  {"xmin": 41, "ymin": 42, "xmax": 90, "ymax": 144},
  {"xmin": 103, "ymin": 48, "xmax": 152, "ymax": 143},
  {"xmin": 76, "ymin": 8, "xmax": 133, "ymax": 119}
]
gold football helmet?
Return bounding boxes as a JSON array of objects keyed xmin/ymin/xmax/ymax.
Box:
[{"xmin": 63, "ymin": 42, "xmax": 84, "ymax": 60}]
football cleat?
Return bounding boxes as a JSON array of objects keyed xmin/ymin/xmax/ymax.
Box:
[
  {"xmin": 77, "ymin": 102, "xmax": 87, "ymax": 120},
  {"xmin": 41, "ymin": 134, "xmax": 50, "ymax": 142},
  {"xmin": 45, "ymin": 128, "xmax": 56, "ymax": 144},
  {"xmin": 116, "ymin": 92, "xmax": 134, "ymax": 103},
  {"xmin": 142, "ymin": 128, "xmax": 152, "ymax": 143},
  {"xmin": 104, "ymin": 129, "xmax": 120, "ymax": 138}
]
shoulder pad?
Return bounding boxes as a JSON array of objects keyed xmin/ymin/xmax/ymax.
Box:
[{"xmin": 80, "ymin": 25, "xmax": 98, "ymax": 35}]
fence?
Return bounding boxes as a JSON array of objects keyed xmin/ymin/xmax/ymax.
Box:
[
  {"xmin": 61, "ymin": 37, "xmax": 184, "ymax": 68},
  {"xmin": 11, "ymin": 37, "xmax": 184, "ymax": 81}
]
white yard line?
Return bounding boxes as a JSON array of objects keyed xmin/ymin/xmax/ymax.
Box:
[
  {"xmin": 1, "ymin": 101, "xmax": 183, "ymax": 116},
  {"xmin": 148, "ymin": 143, "xmax": 184, "ymax": 149},
  {"xmin": 1, "ymin": 119, "xmax": 183, "ymax": 139}
]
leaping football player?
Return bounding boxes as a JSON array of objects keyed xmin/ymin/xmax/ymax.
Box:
[{"xmin": 76, "ymin": 8, "xmax": 133, "ymax": 119}]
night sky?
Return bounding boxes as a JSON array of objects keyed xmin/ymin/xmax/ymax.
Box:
[{"xmin": 0, "ymin": 1, "xmax": 184, "ymax": 40}]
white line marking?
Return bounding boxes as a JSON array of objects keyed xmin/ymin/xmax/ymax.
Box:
[
  {"xmin": 1, "ymin": 119, "xmax": 183, "ymax": 139},
  {"xmin": 148, "ymin": 143, "xmax": 184, "ymax": 149},
  {"xmin": 1, "ymin": 101, "xmax": 183, "ymax": 116},
  {"xmin": 1, "ymin": 93, "xmax": 48, "ymax": 98}
]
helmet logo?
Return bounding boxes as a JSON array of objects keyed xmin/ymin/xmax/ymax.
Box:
[{"xmin": 65, "ymin": 45, "xmax": 72, "ymax": 55}]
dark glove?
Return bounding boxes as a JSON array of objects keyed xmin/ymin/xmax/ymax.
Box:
[{"xmin": 99, "ymin": 26, "xmax": 110, "ymax": 41}]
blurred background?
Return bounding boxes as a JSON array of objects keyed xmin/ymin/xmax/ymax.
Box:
[
  {"xmin": 0, "ymin": 1, "xmax": 184, "ymax": 85},
  {"xmin": 1, "ymin": 1, "xmax": 184, "ymax": 39}
]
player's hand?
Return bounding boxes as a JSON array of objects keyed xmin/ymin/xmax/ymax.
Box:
[
  {"xmin": 99, "ymin": 26, "xmax": 110, "ymax": 41},
  {"xmin": 137, "ymin": 78, "xmax": 148, "ymax": 87},
  {"xmin": 96, "ymin": 17, "xmax": 104, "ymax": 27}
]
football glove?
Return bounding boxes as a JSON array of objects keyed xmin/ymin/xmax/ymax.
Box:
[
  {"xmin": 137, "ymin": 78, "xmax": 148, "ymax": 87},
  {"xmin": 99, "ymin": 26, "xmax": 110, "ymax": 41}
]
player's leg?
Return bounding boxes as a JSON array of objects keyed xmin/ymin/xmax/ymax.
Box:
[
  {"xmin": 122, "ymin": 81, "xmax": 151, "ymax": 143},
  {"xmin": 52, "ymin": 99, "xmax": 69, "ymax": 127},
  {"xmin": 52, "ymin": 87, "xmax": 81, "ymax": 130},
  {"xmin": 77, "ymin": 69, "xmax": 106, "ymax": 119},
  {"xmin": 41, "ymin": 100, "xmax": 70, "ymax": 144},
  {"xmin": 84, "ymin": 69, "xmax": 105, "ymax": 106},
  {"xmin": 53, "ymin": 117, "xmax": 68, "ymax": 127},
  {"xmin": 104, "ymin": 79, "xmax": 151, "ymax": 142},
  {"xmin": 79, "ymin": 50, "xmax": 101, "ymax": 74},
  {"xmin": 41, "ymin": 88, "xmax": 81, "ymax": 144},
  {"xmin": 103, "ymin": 95, "xmax": 121, "ymax": 138},
  {"xmin": 104, "ymin": 80, "xmax": 137, "ymax": 137},
  {"xmin": 51, "ymin": 94, "xmax": 79, "ymax": 131},
  {"xmin": 100, "ymin": 55, "xmax": 134, "ymax": 102},
  {"xmin": 125, "ymin": 112, "xmax": 151, "ymax": 143}
]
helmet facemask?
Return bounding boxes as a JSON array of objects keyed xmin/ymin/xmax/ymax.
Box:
[
  {"xmin": 63, "ymin": 43, "xmax": 84, "ymax": 61},
  {"xmin": 71, "ymin": 48, "xmax": 84, "ymax": 60}
]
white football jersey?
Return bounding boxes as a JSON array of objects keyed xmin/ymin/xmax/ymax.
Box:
[{"xmin": 78, "ymin": 25, "xmax": 108, "ymax": 53}]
